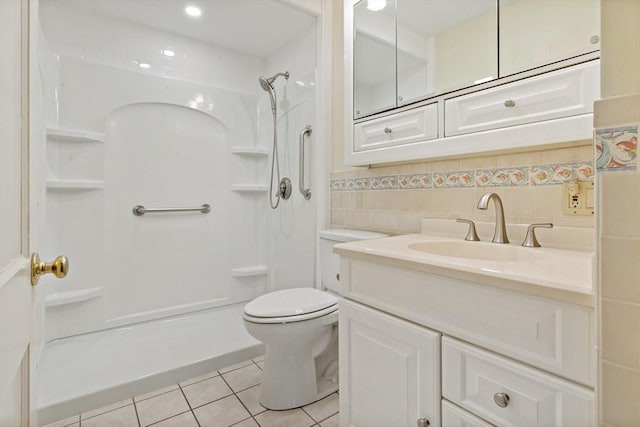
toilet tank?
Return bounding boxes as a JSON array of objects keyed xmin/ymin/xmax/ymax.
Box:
[{"xmin": 319, "ymin": 229, "xmax": 388, "ymax": 295}]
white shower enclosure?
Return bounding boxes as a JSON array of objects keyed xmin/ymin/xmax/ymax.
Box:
[{"xmin": 35, "ymin": 0, "xmax": 327, "ymax": 421}]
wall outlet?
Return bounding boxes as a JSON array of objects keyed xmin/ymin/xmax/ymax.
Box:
[{"xmin": 563, "ymin": 181, "xmax": 595, "ymax": 215}]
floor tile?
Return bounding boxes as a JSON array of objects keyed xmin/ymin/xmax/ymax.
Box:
[
  {"xmin": 134, "ymin": 384, "xmax": 179, "ymax": 403},
  {"xmin": 42, "ymin": 415, "xmax": 79, "ymax": 427},
  {"xmin": 254, "ymin": 408, "xmax": 315, "ymax": 427},
  {"xmin": 81, "ymin": 398, "xmax": 133, "ymax": 420},
  {"xmin": 182, "ymin": 375, "xmax": 233, "ymax": 408},
  {"xmin": 230, "ymin": 418, "xmax": 259, "ymax": 427},
  {"xmin": 179, "ymin": 370, "xmax": 220, "ymax": 387},
  {"xmin": 135, "ymin": 389, "xmax": 190, "ymax": 426},
  {"xmin": 319, "ymin": 413, "xmax": 339, "ymax": 427},
  {"xmin": 255, "ymin": 361, "xmax": 264, "ymax": 370},
  {"xmin": 303, "ymin": 393, "xmax": 339, "ymax": 422},
  {"xmin": 193, "ymin": 395, "xmax": 251, "ymax": 427},
  {"xmin": 221, "ymin": 364, "xmax": 262, "ymax": 392},
  {"xmin": 148, "ymin": 411, "xmax": 198, "ymax": 427},
  {"xmin": 218, "ymin": 360, "xmax": 253, "ymax": 374},
  {"xmin": 236, "ymin": 385, "xmax": 267, "ymax": 415},
  {"xmin": 81, "ymin": 405, "xmax": 138, "ymax": 427}
]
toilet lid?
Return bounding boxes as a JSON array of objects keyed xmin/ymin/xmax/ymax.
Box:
[{"xmin": 244, "ymin": 288, "xmax": 338, "ymax": 318}]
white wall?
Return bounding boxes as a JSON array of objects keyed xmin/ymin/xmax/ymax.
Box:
[
  {"xmin": 264, "ymin": 23, "xmax": 319, "ymax": 292},
  {"xmin": 39, "ymin": 3, "xmax": 318, "ymax": 340}
]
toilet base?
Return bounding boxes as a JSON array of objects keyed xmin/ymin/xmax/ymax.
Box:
[
  {"xmin": 244, "ymin": 312, "xmax": 339, "ymax": 410},
  {"xmin": 260, "ymin": 337, "xmax": 339, "ymax": 410}
]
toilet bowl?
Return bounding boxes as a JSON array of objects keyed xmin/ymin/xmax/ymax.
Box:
[{"xmin": 243, "ymin": 228, "xmax": 388, "ymax": 410}]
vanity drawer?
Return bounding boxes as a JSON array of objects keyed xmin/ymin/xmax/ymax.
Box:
[
  {"xmin": 354, "ymin": 103, "xmax": 438, "ymax": 152},
  {"xmin": 444, "ymin": 61, "xmax": 599, "ymax": 137},
  {"xmin": 340, "ymin": 257, "xmax": 595, "ymax": 386},
  {"xmin": 442, "ymin": 400, "xmax": 495, "ymax": 427},
  {"xmin": 442, "ymin": 337, "xmax": 595, "ymax": 427}
]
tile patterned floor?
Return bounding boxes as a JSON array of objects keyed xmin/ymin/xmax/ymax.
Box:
[{"xmin": 42, "ymin": 356, "xmax": 339, "ymax": 427}]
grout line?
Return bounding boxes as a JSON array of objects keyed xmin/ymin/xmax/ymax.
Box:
[
  {"xmin": 131, "ymin": 401, "xmax": 142, "ymax": 427},
  {"xmin": 177, "ymin": 382, "xmax": 202, "ymax": 427},
  {"xmin": 144, "ymin": 410, "xmax": 192, "ymax": 427},
  {"xmin": 219, "ymin": 370, "xmax": 261, "ymax": 426}
]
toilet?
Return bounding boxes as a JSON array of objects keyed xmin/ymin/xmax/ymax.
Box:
[{"xmin": 243, "ymin": 228, "xmax": 388, "ymax": 410}]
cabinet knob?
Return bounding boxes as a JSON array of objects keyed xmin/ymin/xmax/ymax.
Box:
[
  {"xmin": 398, "ymin": 96, "xmax": 403, "ymax": 102},
  {"xmin": 336, "ymin": 273, "xmax": 340, "ymax": 281},
  {"xmin": 384, "ymin": 127, "xmax": 392, "ymax": 134},
  {"xmin": 503, "ymin": 100, "xmax": 516, "ymax": 108},
  {"xmin": 417, "ymin": 418, "xmax": 430, "ymax": 427},
  {"xmin": 494, "ymin": 392, "xmax": 510, "ymax": 408}
]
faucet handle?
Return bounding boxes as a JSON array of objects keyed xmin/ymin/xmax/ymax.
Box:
[
  {"xmin": 456, "ymin": 218, "xmax": 480, "ymax": 241},
  {"xmin": 522, "ymin": 223, "xmax": 553, "ymax": 248}
]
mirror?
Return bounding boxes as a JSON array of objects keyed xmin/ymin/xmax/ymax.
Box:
[
  {"xmin": 397, "ymin": 0, "xmax": 497, "ymax": 105},
  {"xmin": 499, "ymin": 0, "xmax": 600, "ymax": 76},
  {"xmin": 353, "ymin": 0, "xmax": 397, "ymax": 118},
  {"xmin": 352, "ymin": 0, "xmax": 600, "ymax": 120}
]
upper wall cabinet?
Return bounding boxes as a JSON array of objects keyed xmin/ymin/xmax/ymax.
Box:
[{"xmin": 344, "ymin": 0, "xmax": 601, "ymax": 166}]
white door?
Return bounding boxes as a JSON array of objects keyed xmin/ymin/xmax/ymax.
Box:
[
  {"xmin": 0, "ymin": 0, "xmax": 31, "ymax": 424},
  {"xmin": 1, "ymin": 1, "xmax": 65, "ymax": 425},
  {"xmin": 339, "ymin": 299, "xmax": 441, "ymax": 427}
]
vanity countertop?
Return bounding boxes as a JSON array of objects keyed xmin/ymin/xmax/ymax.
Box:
[{"xmin": 334, "ymin": 233, "xmax": 595, "ymax": 307}]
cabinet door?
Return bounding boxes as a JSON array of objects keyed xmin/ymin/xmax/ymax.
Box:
[{"xmin": 339, "ymin": 299, "xmax": 441, "ymax": 427}]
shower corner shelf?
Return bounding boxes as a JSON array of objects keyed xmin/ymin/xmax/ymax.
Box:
[
  {"xmin": 231, "ymin": 184, "xmax": 268, "ymax": 193},
  {"xmin": 231, "ymin": 147, "xmax": 269, "ymax": 157},
  {"xmin": 231, "ymin": 266, "xmax": 269, "ymax": 277},
  {"xmin": 46, "ymin": 127, "xmax": 105, "ymax": 143},
  {"xmin": 45, "ymin": 287, "xmax": 103, "ymax": 308},
  {"xmin": 46, "ymin": 179, "xmax": 104, "ymax": 190}
]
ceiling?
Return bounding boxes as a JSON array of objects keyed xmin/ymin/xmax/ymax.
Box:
[{"xmin": 45, "ymin": 0, "xmax": 317, "ymax": 58}]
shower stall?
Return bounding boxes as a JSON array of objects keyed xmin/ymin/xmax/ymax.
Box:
[{"xmin": 33, "ymin": 0, "xmax": 328, "ymax": 422}]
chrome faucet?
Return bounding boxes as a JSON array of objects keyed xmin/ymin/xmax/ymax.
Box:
[{"xmin": 477, "ymin": 192, "xmax": 509, "ymax": 244}]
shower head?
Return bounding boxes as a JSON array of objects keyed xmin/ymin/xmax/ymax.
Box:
[
  {"xmin": 259, "ymin": 71, "xmax": 290, "ymax": 91},
  {"xmin": 258, "ymin": 71, "xmax": 289, "ymax": 113}
]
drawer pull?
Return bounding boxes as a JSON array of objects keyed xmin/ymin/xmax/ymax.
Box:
[
  {"xmin": 416, "ymin": 418, "xmax": 430, "ymax": 427},
  {"xmin": 504, "ymin": 100, "xmax": 516, "ymax": 108},
  {"xmin": 384, "ymin": 127, "xmax": 392, "ymax": 134},
  {"xmin": 494, "ymin": 392, "xmax": 510, "ymax": 408},
  {"xmin": 336, "ymin": 273, "xmax": 340, "ymax": 281}
]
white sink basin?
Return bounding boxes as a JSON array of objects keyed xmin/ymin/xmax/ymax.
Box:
[{"xmin": 408, "ymin": 241, "xmax": 547, "ymax": 262}]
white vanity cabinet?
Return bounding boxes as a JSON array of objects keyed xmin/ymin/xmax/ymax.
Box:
[
  {"xmin": 337, "ymin": 254, "xmax": 596, "ymax": 427},
  {"xmin": 339, "ymin": 298, "xmax": 441, "ymax": 427}
]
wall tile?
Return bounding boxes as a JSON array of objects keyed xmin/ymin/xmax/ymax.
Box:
[
  {"xmin": 595, "ymin": 125, "xmax": 638, "ymax": 171},
  {"xmin": 601, "ymin": 237, "xmax": 640, "ymax": 304},
  {"xmin": 600, "ymin": 173, "xmax": 640, "ymax": 238},
  {"xmin": 601, "ymin": 362, "xmax": 640, "ymax": 427},
  {"xmin": 601, "ymin": 299, "xmax": 640, "ymax": 370}
]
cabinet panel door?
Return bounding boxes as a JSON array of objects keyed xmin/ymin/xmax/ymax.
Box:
[
  {"xmin": 340, "ymin": 299, "xmax": 441, "ymax": 427},
  {"xmin": 444, "ymin": 61, "xmax": 599, "ymax": 137},
  {"xmin": 443, "ymin": 337, "xmax": 595, "ymax": 427},
  {"xmin": 354, "ymin": 103, "xmax": 438, "ymax": 152},
  {"xmin": 442, "ymin": 400, "xmax": 495, "ymax": 427}
]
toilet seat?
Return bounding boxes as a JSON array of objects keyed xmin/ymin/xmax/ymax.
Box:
[{"xmin": 244, "ymin": 288, "xmax": 338, "ymax": 324}]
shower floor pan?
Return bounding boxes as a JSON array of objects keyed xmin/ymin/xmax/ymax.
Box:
[{"xmin": 37, "ymin": 302, "xmax": 263, "ymax": 425}]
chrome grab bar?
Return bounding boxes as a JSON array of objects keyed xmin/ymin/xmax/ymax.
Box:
[
  {"xmin": 299, "ymin": 125, "xmax": 312, "ymax": 200},
  {"xmin": 132, "ymin": 204, "xmax": 211, "ymax": 216}
]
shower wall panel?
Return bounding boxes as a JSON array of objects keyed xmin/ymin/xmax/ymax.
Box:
[
  {"xmin": 39, "ymin": 4, "xmax": 273, "ymax": 340},
  {"xmin": 264, "ymin": 25, "xmax": 319, "ymax": 292}
]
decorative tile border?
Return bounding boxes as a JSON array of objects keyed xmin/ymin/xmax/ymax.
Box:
[
  {"xmin": 595, "ymin": 124, "xmax": 638, "ymax": 172},
  {"xmin": 330, "ymin": 161, "xmax": 594, "ymax": 191}
]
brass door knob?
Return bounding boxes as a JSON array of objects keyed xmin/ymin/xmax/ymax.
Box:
[{"xmin": 31, "ymin": 253, "xmax": 69, "ymax": 286}]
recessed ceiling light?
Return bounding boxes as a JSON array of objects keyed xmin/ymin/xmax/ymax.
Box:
[
  {"xmin": 162, "ymin": 49, "xmax": 175, "ymax": 57},
  {"xmin": 139, "ymin": 63, "xmax": 151, "ymax": 69},
  {"xmin": 185, "ymin": 5, "xmax": 201, "ymax": 17},
  {"xmin": 367, "ymin": 0, "xmax": 386, "ymax": 11}
]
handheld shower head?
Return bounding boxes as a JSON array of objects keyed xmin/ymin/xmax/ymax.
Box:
[{"xmin": 258, "ymin": 71, "xmax": 289, "ymax": 111}]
